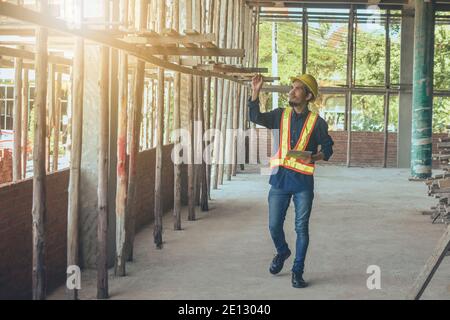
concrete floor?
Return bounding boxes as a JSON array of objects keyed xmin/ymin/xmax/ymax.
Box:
[{"xmin": 49, "ymin": 165, "xmax": 450, "ymax": 300}]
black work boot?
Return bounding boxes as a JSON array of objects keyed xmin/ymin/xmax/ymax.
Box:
[
  {"xmin": 269, "ymin": 249, "xmax": 291, "ymax": 275},
  {"xmin": 292, "ymin": 271, "xmax": 308, "ymax": 288}
]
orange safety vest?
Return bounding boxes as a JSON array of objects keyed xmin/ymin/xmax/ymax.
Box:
[{"xmin": 269, "ymin": 107, "xmax": 319, "ymax": 175}]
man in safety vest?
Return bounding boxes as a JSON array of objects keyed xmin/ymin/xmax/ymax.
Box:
[{"xmin": 248, "ymin": 74, "xmax": 334, "ymax": 288}]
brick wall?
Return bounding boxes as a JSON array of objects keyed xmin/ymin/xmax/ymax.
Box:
[
  {"xmin": 250, "ymin": 129, "xmax": 447, "ymax": 169},
  {"xmin": 134, "ymin": 144, "xmax": 188, "ymax": 230},
  {"xmin": 0, "ymin": 170, "xmax": 69, "ymax": 300},
  {"xmin": 0, "ymin": 149, "xmax": 12, "ymax": 184},
  {"xmin": 0, "ymin": 144, "xmax": 188, "ymax": 299}
]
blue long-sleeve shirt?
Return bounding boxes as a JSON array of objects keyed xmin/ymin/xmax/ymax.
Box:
[{"xmin": 248, "ymin": 97, "xmax": 334, "ymax": 192}]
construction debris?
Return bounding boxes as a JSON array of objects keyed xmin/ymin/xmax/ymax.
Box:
[{"xmin": 425, "ymin": 124, "xmax": 450, "ymax": 224}]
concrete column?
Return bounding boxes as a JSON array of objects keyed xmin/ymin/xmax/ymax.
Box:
[
  {"xmin": 79, "ymin": 45, "xmax": 117, "ymax": 268},
  {"xmin": 410, "ymin": 0, "xmax": 435, "ymax": 178},
  {"xmin": 397, "ymin": 8, "xmax": 414, "ymax": 168}
]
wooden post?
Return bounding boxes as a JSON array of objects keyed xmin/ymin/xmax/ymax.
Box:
[
  {"xmin": 151, "ymin": 79, "xmax": 156, "ymax": 148},
  {"xmin": 235, "ymin": 0, "xmax": 245, "ymax": 174},
  {"xmin": 12, "ymin": 48, "xmax": 23, "ymax": 182},
  {"xmin": 108, "ymin": 0, "xmax": 120, "ymax": 279},
  {"xmin": 211, "ymin": 0, "xmax": 227, "ymax": 190},
  {"xmin": 198, "ymin": 0, "xmax": 208, "ymax": 210},
  {"xmin": 164, "ymin": 80, "xmax": 171, "ymax": 144},
  {"xmin": 407, "ymin": 225, "xmax": 450, "ymax": 300},
  {"xmin": 52, "ymin": 72, "xmax": 61, "ymax": 172},
  {"xmin": 97, "ymin": 0, "xmax": 110, "ymax": 300},
  {"xmin": 199, "ymin": 77, "xmax": 208, "ymax": 211},
  {"xmin": 66, "ymin": 0, "xmax": 84, "ymax": 299},
  {"xmin": 218, "ymin": 0, "xmax": 234, "ymax": 185},
  {"xmin": 193, "ymin": 0, "xmax": 202, "ymax": 208},
  {"xmin": 383, "ymin": 10, "xmax": 391, "ymax": 168},
  {"xmin": 129, "ymin": 0, "xmax": 135, "ymax": 26},
  {"xmin": 205, "ymin": 77, "xmax": 212, "ymax": 199},
  {"xmin": 240, "ymin": 5, "xmax": 248, "ymax": 155},
  {"xmin": 32, "ymin": 0, "xmax": 48, "ymax": 300},
  {"xmin": 21, "ymin": 68, "xmax": 29, "ymax": 178},
  {"xmin": 212, "ymin": 0, "xmax": 220, "ymax": 153},
  {"xmin": 154, "ymin": 0, "xmax": 166, "ymax": 248},
  {"xmin": 232, "ymin": 84, "xmax": 241, "ymax": 176},
  {"xmin": 186, "ymin": 0, "xmax": 196, "ymax": 221},
  {"xmin": 115, "ymin": 0, "xmax": 129, "ymax": 277},
  {"xmin": 204, "ymin": 0, "xmax": 215, "ymax": 199},
  {"xmin": 230, "ymin": 0, "xmax": 241, "ymax": 178},
  {"xmin": 173, "ymin": 0, "xmax": 182, "ymax": 230},
  {"xmin": 126, "ymin": 0, "xmax": 147, "ymax": 259},
  {"xmin": 13, "ymin": 46, "xmax": 23, "ymax": 181},
  {"xmin": 193, "ymin": 76, "xmax": 200, "ymax": 207},
  {"xmin": 46, "ymin": 63, "xmax": 54, "ymax": 173},
  {"xmin": 145, "ymin": 82, "xmax": 150, "ymax": 149},
  {"xmin": 346, "ymin": 6, "xmax": 355, "ymax": 167},
  {"xmin": 225, "ymin": 79, "xmax": 234, "ymax": 181},
  {"xmin": 127, "ymin": 67, "xmax": 135, "ymax": 152}
]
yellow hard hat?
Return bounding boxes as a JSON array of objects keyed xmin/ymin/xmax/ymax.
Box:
[{"xmin": 290, "ymin": 74, "xmax": 319, "ymax": 101}]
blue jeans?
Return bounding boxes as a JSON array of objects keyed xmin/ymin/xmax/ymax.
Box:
[{"xmin": 268, "ymin": 186, "xmax": 314, "ymax": 274}]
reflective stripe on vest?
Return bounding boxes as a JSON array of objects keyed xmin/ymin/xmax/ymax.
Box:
[{"xmin": 269, "ymin": 107, "xmax": 319, "ymax": 175}]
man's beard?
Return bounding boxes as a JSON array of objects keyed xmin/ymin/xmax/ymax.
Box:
[{"xmin": 288, "ymin": 101, "xmax": 302, "ymax": 108}]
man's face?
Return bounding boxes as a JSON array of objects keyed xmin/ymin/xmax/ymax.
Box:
[{"xmin": 288, "ymin": 80, "xmax": 311, "ymax": 106}]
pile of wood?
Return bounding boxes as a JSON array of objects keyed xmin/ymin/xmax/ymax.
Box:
[{"xmin": 424, "ymin": 124, "xmax": 450, "ymax": 224}]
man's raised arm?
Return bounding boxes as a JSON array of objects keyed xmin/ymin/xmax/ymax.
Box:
[{"xmin": 248, "ymin": 74, "xmax": 279, "ymax": 129}]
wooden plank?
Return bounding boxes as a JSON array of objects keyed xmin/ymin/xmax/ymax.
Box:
[
  {"xmin": 432, "ymin": 187, "xmax": 450, "ymax": 194},
  {"xmin": 438, "ymin": 178, "xmax": 450, "ymax": 189},
  {"xmin": 0, "ymin": 45, "xmax": 72, "ymax": 65},
  {"xmin": 0, "ymin": 2, "xmax": 246, "ymax": 83},
  {"xmin": 197, "ymin": 64, "xmax": 268, "ymax": 74},
  {"xmin": 123, "ymin": 32, "xmax": 215, "ymax": 45},
  {"xmin": 203, "ymin": 42, "xmax": 217, "ymax": 48},
  {"xmin": 407, "ymin": 225, "xmax": 450, "ymax": 299},
  {"xmin": 0, "ymin": 57, "xmax": 70, "ymax": 73},
  {"xmin": 145, "ymin": 47, "xmax": 244, "ymax": 57},
  {"xmin": 241, "ymin": 76, "xmax": 280, "ymax": 81},
  {"xmin": 437, "ymin": 142, "xmax": 450, "ymax": 148},
  {"xmin": 162, "ymin": 28, "xmax": 179, "ymax": 36},
  {"xmin": 221, "ymin": 67, "xmax": 268, "ymax": 74}
]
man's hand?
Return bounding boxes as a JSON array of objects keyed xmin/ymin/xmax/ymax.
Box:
[
  {"xmin": 303, "ymin": 154, "xmax": 312, "ymax": 164},
  {"xmin": 310, "ymin": 152, "xmax": 325, "ymax": 163},
  {"xmin": 251, "ymin": 74, "xmax": 264, "ymax": 101}
]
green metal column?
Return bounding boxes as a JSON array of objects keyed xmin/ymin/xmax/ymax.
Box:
[{"xmin": 411, "ymin": 0, "xmax": 435, "ymax": 178}]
